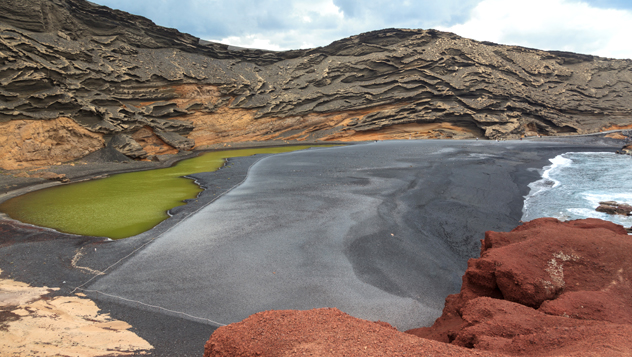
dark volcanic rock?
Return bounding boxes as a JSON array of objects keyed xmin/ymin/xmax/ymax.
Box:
[
  {"xmin": 154, "ymin": 129, "xmax": 195, "ymax": 151},
  {"xmin": 80, "ymin": 145, "xmax": 133, "ymax": 163},
  {"xmin": 596, "ymin": 201, "xmax": 632, "ymax": 215},
  {"xmin": 1, "ymin": 0, "xmax": 632, "ymax": 168},
  {"xmin": 107, "ymin": 133, "xmax": 147, "ymax": 159}
]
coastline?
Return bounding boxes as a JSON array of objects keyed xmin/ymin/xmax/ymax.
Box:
[{"xmin": 0, "ymin": 136, "xmax": 625, "ymax": 356}]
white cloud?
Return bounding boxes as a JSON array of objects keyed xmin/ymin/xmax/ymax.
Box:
[
  {"xmin": 439, "ymin": 0, "xmax": 632, "ymax": 59},
  {"xmin": 293, "ymin": 0, "xmax": 343, "ymax": 17},
  {"xmin": 218, "ymin": 35, "xmax": 284, "ymax": 51},
  {"xmin": 92, "ymin": 0, "xmax": 481, "ymax": 51},
  {"xmin": 213, "ymin": 30, "xmax": 324, "ymax": 51}
]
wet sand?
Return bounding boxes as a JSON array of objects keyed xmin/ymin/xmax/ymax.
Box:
[{"xmin": 0, "ymin": 137, "xmax": 622, "ymax": 356}]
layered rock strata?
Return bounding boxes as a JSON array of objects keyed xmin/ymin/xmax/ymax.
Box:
[
  {"xmin": 205, "ymin": 218, "xmax": 632, "ymax": 356},
  {"xmin": 2, "ymin": 0, "xmax": 632, "ymax": 169}
]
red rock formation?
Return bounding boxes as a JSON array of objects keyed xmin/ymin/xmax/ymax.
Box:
[
  {"xmin": 204, "ymin": 218, "xmax": 632, "ymax": 356},
  {"xmin": 204, "ymin": 308, "xmax": 502, "ymax": 357},
  {"xmin": 408, "ymin": 218, "xmax": 632, "ymax": 356}
]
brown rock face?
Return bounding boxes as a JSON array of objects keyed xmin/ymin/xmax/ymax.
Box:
[
  {"xmin": 596, "ymin": 201, "xmax": 632, "ymax": 216},
  {"xmin": 205, "ymin": 218, "xmax": 632, "ymax": 357},
  {"xmin": 0, "ymin": 117, "xmax": 104, "ymax": 170},
  {"xmin": 2, "ymin": 0, "xmax": 632, "ymax": 166},
  {"xmin": 408, "ymin": 218, "xmax": 632, "ymax": 356}
]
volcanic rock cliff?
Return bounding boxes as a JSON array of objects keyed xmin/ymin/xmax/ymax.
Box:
[
  {"xmin": 2, "ymin": 0, "xmax": 632, "ymax": 169},
  {"xmin": 205, "ymin": 218, "xmax": 632, "ymax": 356}
]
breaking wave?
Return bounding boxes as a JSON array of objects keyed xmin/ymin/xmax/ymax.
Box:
[{"xmin": 522, "ymin": 152, "xmax": 632, "ymax": 228}]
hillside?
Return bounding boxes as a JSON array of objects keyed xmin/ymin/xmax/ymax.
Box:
[{"xmin": 2, "ymin": 0, "xmax": 632, "ymax": 169}]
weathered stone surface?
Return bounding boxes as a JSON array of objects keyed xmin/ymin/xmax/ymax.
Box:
[
  {"xmin": 80, "ymin": 145, "xmax": 132, "ymax": 163},
  {"xmin": 31, "ymin": 171, "xmax": 69, "ymax": 182},
  {"xmin": 204, "ymin": 308, "xmax": 503, "ymax": 357},
  {"xmin": 596, "ymin": 201, "xmax": 632, "ymax": 215},
  {"xmin": 131, "ymin": 126, "xmax": 178, "ymax": 156},
  {"xmin": 0, "ymin": 117, "xmax": 104, "ymax": 170},
  {"xmin": 153, "ymin": 129, "xmax": 194, "ymax": 151},
  {"xmin": 407, "ymin": 218, "xmax": 632, "ymax": 355},
  {"xmin": 1, "ymin": 0, "xmax": 632, "ymax": 166},
  {"xmin": 107, "ymin": 134, "xmax": 147, "ymax": 159}
]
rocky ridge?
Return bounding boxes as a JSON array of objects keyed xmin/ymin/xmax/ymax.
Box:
[
  {"xmin": 205, "ymin": 218, "xmax": 632, "ymax": 356},
  {"xmin": 2, "ymin": 0, "xmax": 632, "ymax": 169}
]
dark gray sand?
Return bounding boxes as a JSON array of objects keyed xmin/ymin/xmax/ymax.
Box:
[{"xmin": 0, "ymin": 137, "xmax": 622, "ymax": 356}]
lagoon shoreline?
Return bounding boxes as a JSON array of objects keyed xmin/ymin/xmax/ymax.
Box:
[{"xmin": 0, "ymin": 136, "xmax": 625, "ymax": 356}]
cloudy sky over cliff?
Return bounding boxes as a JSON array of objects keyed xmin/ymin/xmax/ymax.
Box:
[{"xmin": 92, "ymin": 0, "xmax": 632, "ymax": 59}]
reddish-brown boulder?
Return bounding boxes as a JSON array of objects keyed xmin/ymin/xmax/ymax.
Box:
[
  {"xmin": 450, "ymin": 296, "xmax": 632, "ymax": 356},
  {"xmin": 408, "ymin": 218, "xmax": 632, "ymax": 356},
  {"xmin": 204, "ymin": 308, "xmax": 502, "ymax": 357}
]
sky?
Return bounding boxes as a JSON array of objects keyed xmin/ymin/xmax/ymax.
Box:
[{"xmin": 91, "ymin": 0, "xmax": 632, "ymax": 59}]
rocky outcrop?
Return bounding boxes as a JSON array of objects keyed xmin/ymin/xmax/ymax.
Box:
[
  {"xmin": 205, "ymin": 218, "xmax": 632, "ymax": 356},
  {"xmin": 154, "ymin": 129, "xmax": 194, "ymax": 151},
  {"xmin": 0, "ymin": 117, "xmax": 104, "ymax": 170},
  {"xmin": 204, "ymin": 308, "xmax": 502, "ymax": 357},
  {"xmin": 107, "ymin": 134, "xmax": 147, "ymax": 159},
  {"xmin": 2, "ymin": 0, "xmax": 632, "ymax": 169},
  {"xmin": 407, "ymin": 218, "xmax": 632, "ymax": 355},
  {"xmin": 596, "ymin": 201, "xmax": 632, "ymax": 215}
]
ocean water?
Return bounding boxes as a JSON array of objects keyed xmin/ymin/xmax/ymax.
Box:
[{"xmin": 522, "ymin": 152, "xmax": 632, "ymax": 228}]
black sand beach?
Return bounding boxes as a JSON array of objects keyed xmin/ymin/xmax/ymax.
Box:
[{"xmin": 0, "ymin": 137, "xmax": 622, "ymax": 356}]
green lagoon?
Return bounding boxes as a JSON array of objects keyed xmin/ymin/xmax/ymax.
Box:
[{"xmin": 0, "ymin": 146, "xmax": 318, "ymax": 239}]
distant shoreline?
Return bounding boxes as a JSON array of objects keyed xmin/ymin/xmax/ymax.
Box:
[{"xmin": 2, "ymin": 132, "xmax": 628, "ymax": 200}]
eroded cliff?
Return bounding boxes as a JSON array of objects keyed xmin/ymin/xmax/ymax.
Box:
[{"xmin": 2, "ymin": 0, "xmax": 632, "ymax": 169}]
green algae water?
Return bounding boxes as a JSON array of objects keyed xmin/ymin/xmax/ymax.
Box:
[{"xmin": 0, "ymin": 146, "xmax": 319, "ymax": 239}]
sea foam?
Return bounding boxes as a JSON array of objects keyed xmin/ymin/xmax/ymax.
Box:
[{"xmin": 522, "ymin": 152, "xmax": 632, "ymax": 228}]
